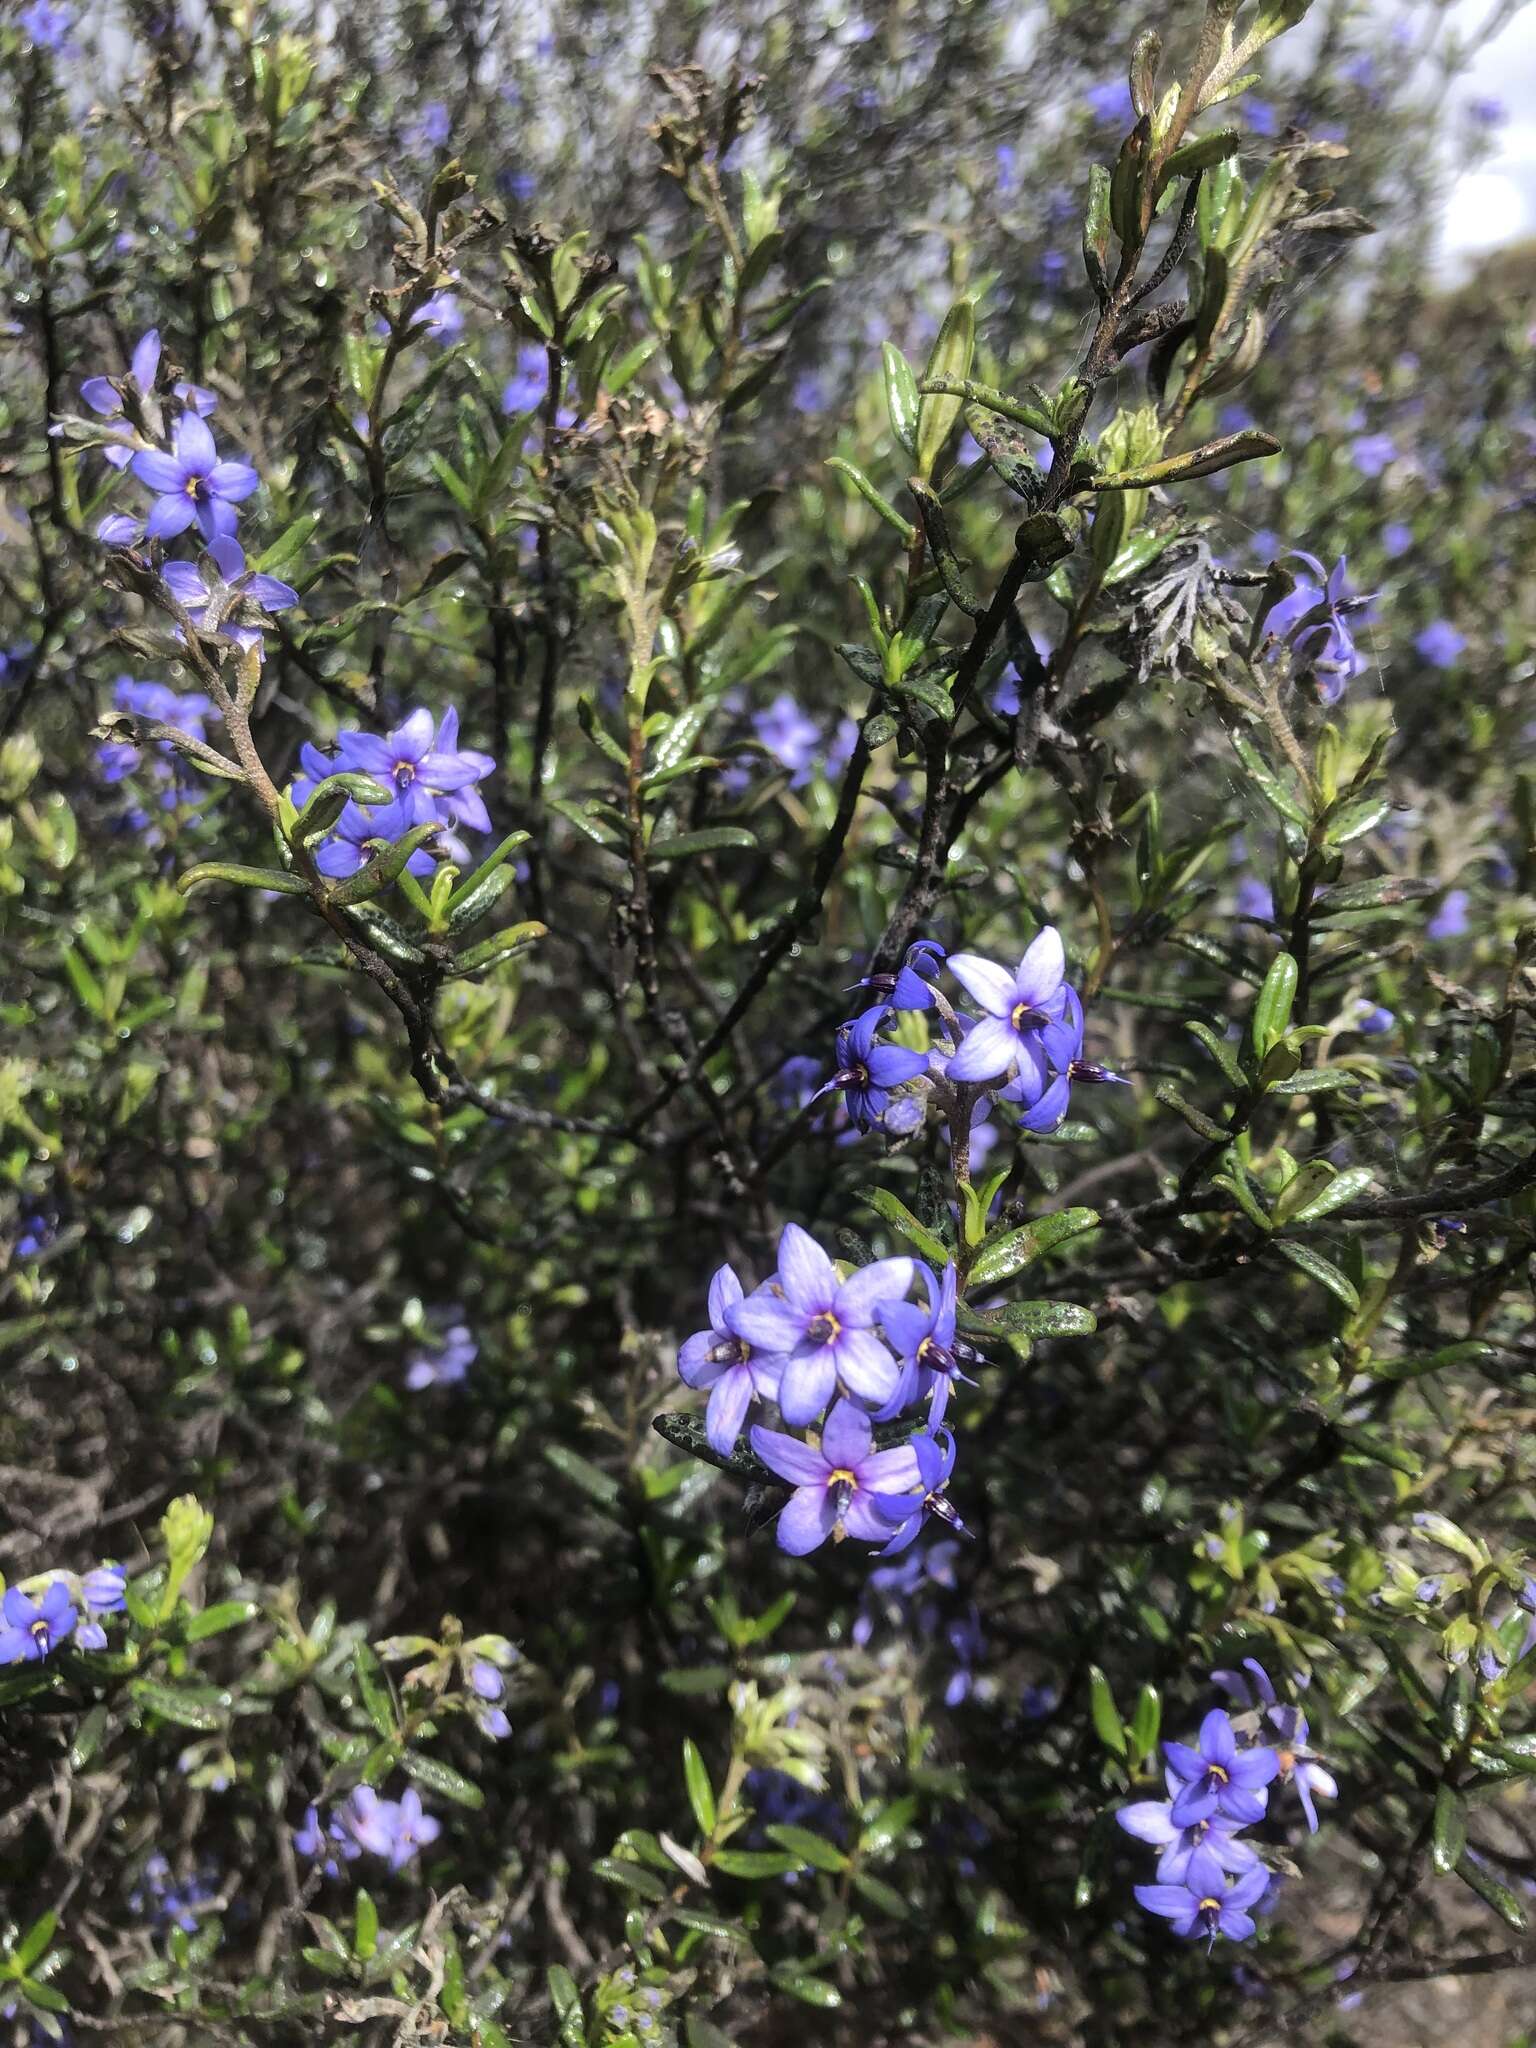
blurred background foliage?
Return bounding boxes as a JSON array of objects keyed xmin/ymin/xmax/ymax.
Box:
[{"xmin": 2, "ymin": 0, "xmax": 1535, "ymax": 2040}]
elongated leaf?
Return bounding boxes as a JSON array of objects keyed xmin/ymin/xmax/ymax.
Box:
[
  {"xmin": 1282, "ymin": 1164, "xmax": 1374, "ymax": 1224},
  {"xmin": 1089, "ymin": 1665, "xmax": 1127, "ymax": 1756},
  {"xmin": 915, "ymin": 298, "xmax": 975, "ymax": 478},
  {"xmin": 1252, "ymin": 952, "xmax": 1298, "ymax": 1058},
  {"xmin": 399, "ymin": 1750, "xmax": 484, "ymax": 1809},
  {"xmin": 178, "ymin": 862, "xmax": 308, "ymax": 900},
  {"xmin": 1313, "ymin": 876, "xmax": 1438, "ymax": 917},
  {"xmin": 647, "ymin": 828, "xmax": 756, "ymax": 863},
  {"xmin": 1273, "ymin": 1241, "xmax": 1360, "ymax": 1310},
  {"xmin": 766, "ymin": 1823, "xmax": 848, "ymax": 1873},
  {"xmin": 968, "ymin": 1207, "xmax": 1099, "ymax": 1287},
  {"xmin": 860, "ymin": 1186, "xmax": 951, "ymax": 1266},
  {"xmin": 826, "ymin": 458, "xmax": 915, "ymax": 542},
  {"xmin": 882, "ymin": 342, "xmax": 920, "ymax": 455},
  {"xmin": 683, "ymin": 1739, "xmax": 716, "ymax": 1835},
  {"xmin": 963, "ymin": 1300, "xmax": 1096, "ymax": 1338}
]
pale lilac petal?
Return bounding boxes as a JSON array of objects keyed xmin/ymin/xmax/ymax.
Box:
[
  {"xmin": 833, "ymin": 1326, "xmax": 899, "ymax": 1406},
  {"xmin": 81, "ymin": 376, "xmax": 120, "ymax": 415},
  {"xmin": 174, "ymin": 412, "xmax": 217, "ymax": 470},
  {"xmin": 843, "ymin": 1494, "xmax": 901, "ymax": 1542},
  {"xmin": 776, "ymin": 1486, "xmax": 836, "ymax": 1555},
  {"xmin": 131, "ymin": 329, "xmax": 162, "ymax": 390},
  {"xmin": 145, "ymin": 494, "xmax": 196, "ymax": 539},
  {"xmin": 945, "ymin": 1014, "xmax": 1018, "ymax": 1082},
  {"xmin": 705, "ymin": 1367, "xmax": 754, "ymax": 1455},
  {"xmin": 729, "ymin": 1292, "xmax": 804, "ymax": 1354},
  {"xmin": 1117, "ymin": 1801, "xmax": 1178, "ymax": 1847},
  {"xmin": 678, "ymin": 1330, "xmax": 725, "ymax": 1389},
  {"xmin": 1013, "ymin": 925, "xmax": 1065, "ymax": 1007},
  {"xmin": 818, "ymin": 1399, "xmax": 872, "ymax": 1470},
  {"xmin": 208, "ymin": 459, "xmax": 259, "ymax": 501},
  {"xmin": 392, "ymin": 707, "xmax": 436, "ymax": 762},
  {"xmin": 706, "ymin": 1263, "xmax": 744, "ymax": 1329},
  {"xmin": 1199, "ymin": 1709, "xmax": 1237, "ymax": 1767},
  {"xmin": 857, "ymin": 1444, "xmax": 922, "ymax": 1492},
  {"xmin": 749, "ymin": 1425, "xmax": 827, "ymax": 1487},
  {"xmin": 835, "ymin": 1256, "xmax": 914, "ymax": 1325},
  {"xmin": 775, "ymin": 1221, "xmax": 836, "ymax": 1312},
  {"xmin": 946, "ymin": 952, "xmax": 1016, "ymax": 1017},
  {"xmin": 132, "ymin": 449, "xmax": 186, "ymax": 493},
  {"xmin": 777, "ymin": 1347, "xmax": 837, "ymax": 1426}
]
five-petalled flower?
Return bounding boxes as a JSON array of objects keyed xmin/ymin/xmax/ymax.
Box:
[
  {"xmin": 677, "ymin": 1262, "xmax": 785, "ymax": 1456},
  {"xmin": 750, "ymin": 1400, "xmax": 923, "ymax": 1555},
  {"xmin": 1164, "ymin": 1709, "xmax": 1279, "ymax": 1826},
  {"xmin": 730, "ymin": 1222, "xmax": 913, "ymax": 1424},
  {"xmin": 131, "ymin": 413, "xmax": 259, "ymax": 542},
  {"xmin": 944, "ymin": 927, "xmax": 1067, "ymax": 1086}
]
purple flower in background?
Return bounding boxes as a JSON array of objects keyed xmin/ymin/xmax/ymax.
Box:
[
  {"xmin": 995, "ymin": 142, "xmax": 1020, "ymax": 194},
  {"xmin": 161, "ymin": 536, "xmax": 298, "ymax": 652},
  {"xmin": 339, "ymin": 1786, "xmax": 440, "ymax": 1870},
  {"xmin": 21, "ymin": 0, "xmax": 72, "ymax": 49},
  {"xmin": 791, "ymin": 373, "xmax": 827, "ymax": 415},
  {"xmin": 503, "ymin": 344, "xmax": 548, "ymax": 415},
  {"xmin": 1348, "ymin": 432, "xmax": 1397, "ymax": 479},
  {"xmin": 13, "ymin": 1211, "xmax": 54, "ymax": 1258},
  {"xmin": 1266, "ymin": 551, "xmax": 1370, "ymax": 701},
  {"xmin": 678, "ymin": 1263, "xmax": 786, "ymax": 1455},
  {"xmin": 81, "ymin": 328, "xmax": 162, "ymax": 419},
  {"xmin": 418, "ymin": 100, "xmax": 451, "ymax": 147},
  {"xmin": 1135, "ymin": 1844, "xmax": 1270, "ymax": 1945},
  {"xmin": 175, "ymin": 379, "xmax": 218, "ymax": 417},
  {"xmin": 411, "ymin": 291, "xmax": 464, "ymax": 343},
  {"xmin": 827, "ymin": 1007, "xmax": 928, "ymax": 1131},
  {"xmin": 1244, "ymin": 98, "xmax": 1278, "ymax": 135},
  {"xmin": 873, "ymin": 1427, "xmax": 965, "ymax": 1553},
  {"xmin": 1382, "ymin": 520, "xmax": 1413, "ymax": 558},
  {"xmin": 752, "ymin": 693, "xmax": 821, "ymax": 788},
  {"xmin": 750, "ymin": 1399, "xmax": 923, "ymax": 1554},
  {"xmin": 405, "ymin": 1321, "xmax": 476, "ymax": 1390},
  {"xmin": 1118, "ymin": 1794, "xmax": 1260, "ymax": 1884},
  {"xmin": 1427, "ymin": 889, "xmax": 1469, "ymax": 940},
  {"xmin": 878, "ymin": 1263, "xmax": 967, "ymax": 1424},
  {"xmin": 0, "ymin": 1581, "xmax": 77, "ymax": 1662},
  {"xmin": 1468, "ymin": 95, "xmax": 1507, "ymax": 126},
  {"xmin": 131, "ymin": 414, "xmax": 259, "ymax": 541},
  {"xmin": 945, "ymin": 927, "xmax": 1066, "ymax": 1086},
  {"xmin": 96, "ymin": 676, "xmax": 215, "ymax": 783},
  {"xmin": 1415, "ymin": 620, "xmax": 1467, "ymax": 669},
  {"xmin": 1085, "ymin": 79, "xmax": 1135, "ymax": 126},
  {"xmin": 1236, "ymin": 877, "xmax": 1274, "ymax": 921},
  {"xmin": 731, "ymin": 1222, "xmax": 913, "ymax": 1423},
  {"xmin": 1353, "ymin": 1000, "xmax": 1394, "ymax": 1035},
  {"xmin": 98, "ymin": 512, "xmax": 144, "ymax": 545},
  {"xmin": 1165, "ymin": 1710, "xmax": 1278, "ymax": 1825}
]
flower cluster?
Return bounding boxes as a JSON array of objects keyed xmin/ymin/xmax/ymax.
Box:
[
  {"xmin": 0, "ymin": 1562, "xmax": 126, "ymax": 1663},
  {"xmin": 835, "ymin": 925, "xmax": 1125, "ymax": 1138},
  {"xmin": 293, "ymin": 1785, "xmax": 441, "ymax": 1877},
  {"xmin": 96, "ymin": 675, "xmax": 214, "ymax": 785},
  {"xmin": 677, "ymin": 1225, "xmax": 967, "ymax": 1557},
  {"xmin": 290, "ymin": 706, "xmax": 494, "ymax": 880},
  {"xmin": 1265, "ymin": 551, "xmax": 1373, "ymax": 702},
  {"xmin": 1119, "ymin": 1662, "xmax": 1338, "ymax": 1949}
]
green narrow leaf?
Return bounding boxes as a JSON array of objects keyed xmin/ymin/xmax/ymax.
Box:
[
  {"xmin": 1456, "ymin": 1848, "xmax": 1528, "ymax": 1930},
  {"xmin": 399, "ymin": 1750, "xmax": 484, "ymax": 1809},
  {"xmin": 765, "ymin": 1823, "xmax": 848, "ymax": 1873},
  {"xmin": 881, "ymin": 342, "xmax": 920, "ymax": 455},
  {"xmin": 1089, "ymin": 1665, "xmax": 1127, "ymax": 1757},
  {"xmin": 682, "ymin": 1739, "xmax": 716, "ymax": 1835},
  {"xmin": 1273, "ymin": 1241, "xmax": 1360, "ymax": 1310},
  {"xmin": 13, "ymin": 1911, "xmax": 57, "ymax": 1972},
  {"xmin": 825, "ymin": 457, "xmax": 916, "ymax": 542},
  {"xmin": 542, "ymin": 1442, "xmax": 622, "ymax": 1507},
  {"xmin": 646, "ymin": 827, "xmax": 757, "ymax": 864},
  {"xmin": 184, "ymin": 1599, "xmax": 259, "ymax": 1642},
  {"xmin": 915, "ymin": 298, "xmax": 975, "ymax": 478},
  {"xmin": 967, "ymin": 1207, "xmax": 1099, "ymax": 1288},
  {"xmin": 1251, "ymin": 952, "xmax": 1298, "ymax": 1058},
  {"xmin": 353, "ymin": 1888, "xmax": 379, "ymax": 1961},
  {"xmin": 859, "ymin": 1186, "xmax": 951, "ymax": 1266}
]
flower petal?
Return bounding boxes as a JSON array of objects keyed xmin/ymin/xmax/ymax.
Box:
[
  {"xmin": 1013, "ymin": 925, "xmax": 1065, "ymax": 1007},
  {"xmin": 174, "ymin": 411, "xmax": 218, "ymax": 471},
  {"xmin": 777, "ymin": 1348, "xmax": 837, "ymax": 1427},
  {"xmin": 706, "ymin": 1262, "xmax": 744, "ymax": 1329},
  {"xmin": 749, "ymin": 1425, "xmax": 826, "ymax": 1487},
  {"xmin": 945, "ymin": 1014, "xmax": 1019, "ymax": 1083},
  {"xmin": 836, "ymin": 1256, "xmax": 914, "ymax": 1325},
  {"xmin": 132, "ymin": 450, "xmax": 187, "ymax": 493},
  {"xmin": 946, "ymin": 952, "xmax": 1016, "ymax": 1017},
  {"xmin": 775, "ymin": 1221, "xmax": 836, "ymax": 1312},
  {"xmin": 833, "ymin": 1326, "xmax": 899, "ymax": 1406},
  {"xmin": 728, "ymin": 1291, "xmax": 804, "ymax": 1355},
  {"xmin": 818, "ymin": 1398, "xmax": 872, "ymax": 1470},
  {"xmin": 705, "ymin": 1366, "xmax": 754, "ymax": 1456},
  {"xmin": 775, "ymin": 1485, "xmax": 837, "ymax": 1555},
  {"xmin": 1117, "ymin": 1801, "xmax": 1178, "ymax": 1847},
  {"xmin": 145, "ymin": 494, "xmax": 196, "ymax": 540}
]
